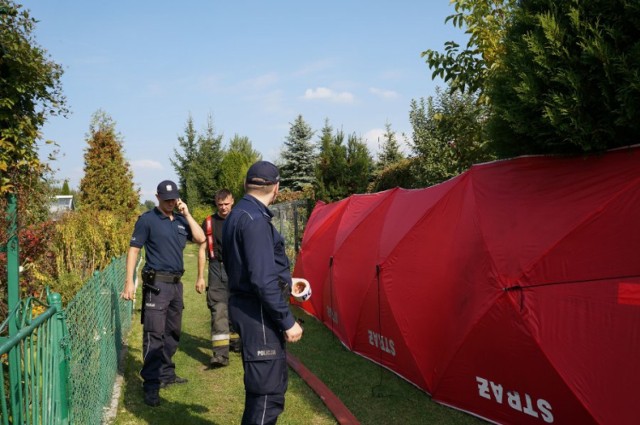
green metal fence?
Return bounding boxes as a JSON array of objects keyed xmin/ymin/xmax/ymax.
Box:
[
  {"xmin": 1, "ymin": 257, "xmax": 132, "ymax": 425},
  {"xmin": 0, "ymin": 292, "xmax": 70, "ymax": 425},
  {"xmin": 1, "ymin": 192, "xmax": 72, "ymax": 425},
  {"xmin": 2, "ymin": 192, "xmax": 134, "ymax": 424}
]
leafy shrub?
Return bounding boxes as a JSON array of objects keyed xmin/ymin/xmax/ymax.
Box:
[
  {"xmin": 0, "ymin": 220, "xmax": 57, "ymax": 320},
  {"xmin": 50, "ymin": 209, "xmax": 135, "ymax": 300},
  {"xmin": 368, "ymin": 158, "xmax": 418, "ymax": 192}
]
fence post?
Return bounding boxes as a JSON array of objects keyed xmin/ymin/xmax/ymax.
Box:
[
  {"xmin": 5, "ymin": 192, "xmax": 23, "ymax": 423},
  {"xmin": 49, "ymin": 292, "xmax": 71, "ymax": 424},
  {"xmin": 293, "ymin": 205, "xmax": 300, "ymax": 253}
]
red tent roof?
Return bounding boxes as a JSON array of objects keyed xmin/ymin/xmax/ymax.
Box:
[{"xmin": 293, "ymin": 147, "xmax": 640, "ymax": 424}]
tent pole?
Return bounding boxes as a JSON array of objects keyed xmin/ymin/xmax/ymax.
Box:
[
  {"xmin": 329, "ymin": 256, "xmax": 334, "ymax": 335},
  {"xmin": 372, "ymin": 264, "xmax": 386, "ymax": 397}
]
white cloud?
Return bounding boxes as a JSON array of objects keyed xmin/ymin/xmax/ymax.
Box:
[
  {"xmin": 369, "ymin": 87, "xmax": 399, "ymax": 99},
  {"xmin": 302, "ymin": 87, "xmax": 354, "ymax": 103},
  {"xmin": 131, "ymin": 159, "xmax": 163, "ymax": 170}
]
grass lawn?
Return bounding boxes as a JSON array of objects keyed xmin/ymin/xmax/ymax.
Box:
[{"xmin": 113, "ymin": 243, "xmax": 486, "ymax": 425}]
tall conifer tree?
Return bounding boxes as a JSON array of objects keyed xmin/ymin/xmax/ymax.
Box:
[
  {"xmin": 79, "ymin": 110, "xmax": 139, "ymax": 218},
  {"xmin": 61, "ymin": 179, "xmax": 71, "ymax": 195},
  {"xmin": 192, "ymin": 114, "xmax": 224, "ymax": 205},
  {"xmin": 345, "ymin": 133, "xmax": 373, "ymax": 194},
  {"xmin": 314, "ymin": 121, "xmax": 349, "ymax": 202},
  {"xmin": 377, "ymin": 122, "xmax": 404, "ymax": 170},
  {"xmin": 171, "ymin": 115, "xmax": 199, "ymax": 204},
  {"xmin": 279, "ymin": 115, "xmax": 316, "ymax": 191},
  {"xmin": 219, "ymin": 135, "xmax": 261, "ymax": 201}
]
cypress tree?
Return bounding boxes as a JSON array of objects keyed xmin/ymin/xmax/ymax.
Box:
[
  {"xmin": 219, "ymin": 135, "xmax": 261, "ymax": 201},
  {"xmin": 78, "ymin": 110, "xmax": 139, "ymax": 219},
  {"xmin": 61, "ymin": 179, "xmax": 71, "ymax": 195}
]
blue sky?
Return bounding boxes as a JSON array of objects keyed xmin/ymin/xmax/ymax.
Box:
[{"xmin": 23, "ymin": 0, "xmax": 466, "ymax": 201}]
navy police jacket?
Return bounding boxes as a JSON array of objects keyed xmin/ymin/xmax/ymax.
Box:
[{"xmin": 222, "ymin": 194, "xmax": 296, "ymax": 332}]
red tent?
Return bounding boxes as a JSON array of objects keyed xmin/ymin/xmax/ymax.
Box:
[{"xmin": 292, "ymin": 147, "xmax": 640, "ymax": 425}]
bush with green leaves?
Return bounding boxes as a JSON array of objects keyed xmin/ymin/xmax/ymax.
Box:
[
  {"xmin": 50, "ymin": 209, "xmax": 135, "ymax": 301},
  {"xmin": 487, "ymin": 0, "xmax": 640, "ymax": 156}
]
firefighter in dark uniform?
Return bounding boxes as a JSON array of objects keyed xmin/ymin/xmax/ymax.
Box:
[
  {"xmin": 121, "ymin": 180, "xmax": 205, "ymax": 407},
  {"xmin": 195, "ymin": 188, "xmax": 241, "ymax": 368},
  {"xmin": 222, "ymin": 161, "xmax": 304, "ymax": 425}
]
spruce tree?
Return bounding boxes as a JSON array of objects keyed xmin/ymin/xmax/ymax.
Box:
[
  {"xmin": 171, "ymin": 115, "xmax": 198, "ymax": 204},
  {"xmin": 315, "ymin": 122, "xmax": 350, "ymax": 202},
  {"xmin": 369, "ymin": 122, "xmax": 408, "ymax": 192},
  {"xmin": 346, "ymin": 133, "xmax": 373, "ymax": 195},
  {"xmin": 314, "ymin": 119, "xmax": 335, "ymax": 201},
  {"xmin": 279, "ymin": 115, "xmax": 316, "ymax": 191},
  {"xmin": 377, "ymin": 122, "xmax": 405, "ymax": 169},
  {"xmin": 192, "ymin": 114, "xmax": 224, "ymax": 206},
  {"xmin": 78, "ymin": 110, "xmax": 139, "ymax": 218}
]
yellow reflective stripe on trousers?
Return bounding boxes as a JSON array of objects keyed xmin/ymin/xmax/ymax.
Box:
[{"xmin": 212, "ymin": 334, "xmax": 230, "ymax": 341}]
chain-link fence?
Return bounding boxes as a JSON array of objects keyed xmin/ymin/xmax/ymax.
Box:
[
  {"xmin": 270, "ymin": 199, "xmax": 313, "ymax": 266},
  {"xmin": 64, "ymin": 255, "xmax": 132, "ymax": 425}
]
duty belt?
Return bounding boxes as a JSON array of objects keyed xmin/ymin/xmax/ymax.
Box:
[{"xmin": 154, "ymin": 271, "xmax": 182, "ymax": 283}]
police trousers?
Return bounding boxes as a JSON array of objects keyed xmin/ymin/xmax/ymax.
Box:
[
  {"xmin": 229, "ymin": 295, "xmax": 288, "ymax": 425},
  {"xmin": 140, "ymin": 280, "xmax": 183, "ymax": 392}
]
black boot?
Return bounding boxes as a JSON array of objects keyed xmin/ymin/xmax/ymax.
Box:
[{"xmin": 144, "ymin": 389, "xmax": 160, "ymax": 407}]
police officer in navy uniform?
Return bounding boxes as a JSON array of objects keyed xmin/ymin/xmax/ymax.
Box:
[
  {"xmin": 121, "ymin": 180, "xmax": 205, "ymax": 407},
  {"xmin": 222, "ymin": 161, "xmax": 304, "ymax": 425}
]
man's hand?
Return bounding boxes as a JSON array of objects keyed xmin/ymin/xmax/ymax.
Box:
[
  {"xmin": 176, "ymin": 198, "xmax": 189, "ymax": 216},
  {"xmin": 284, "ymin": 321, "xmax": 303, "ymax": 343},
  {"xmin": 121, "ymin": 280, "xmax": 135, "ymax": 300},
  {"xmin": 195, "ymin": 277, "xmax": 205, "ymax": 294}
]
